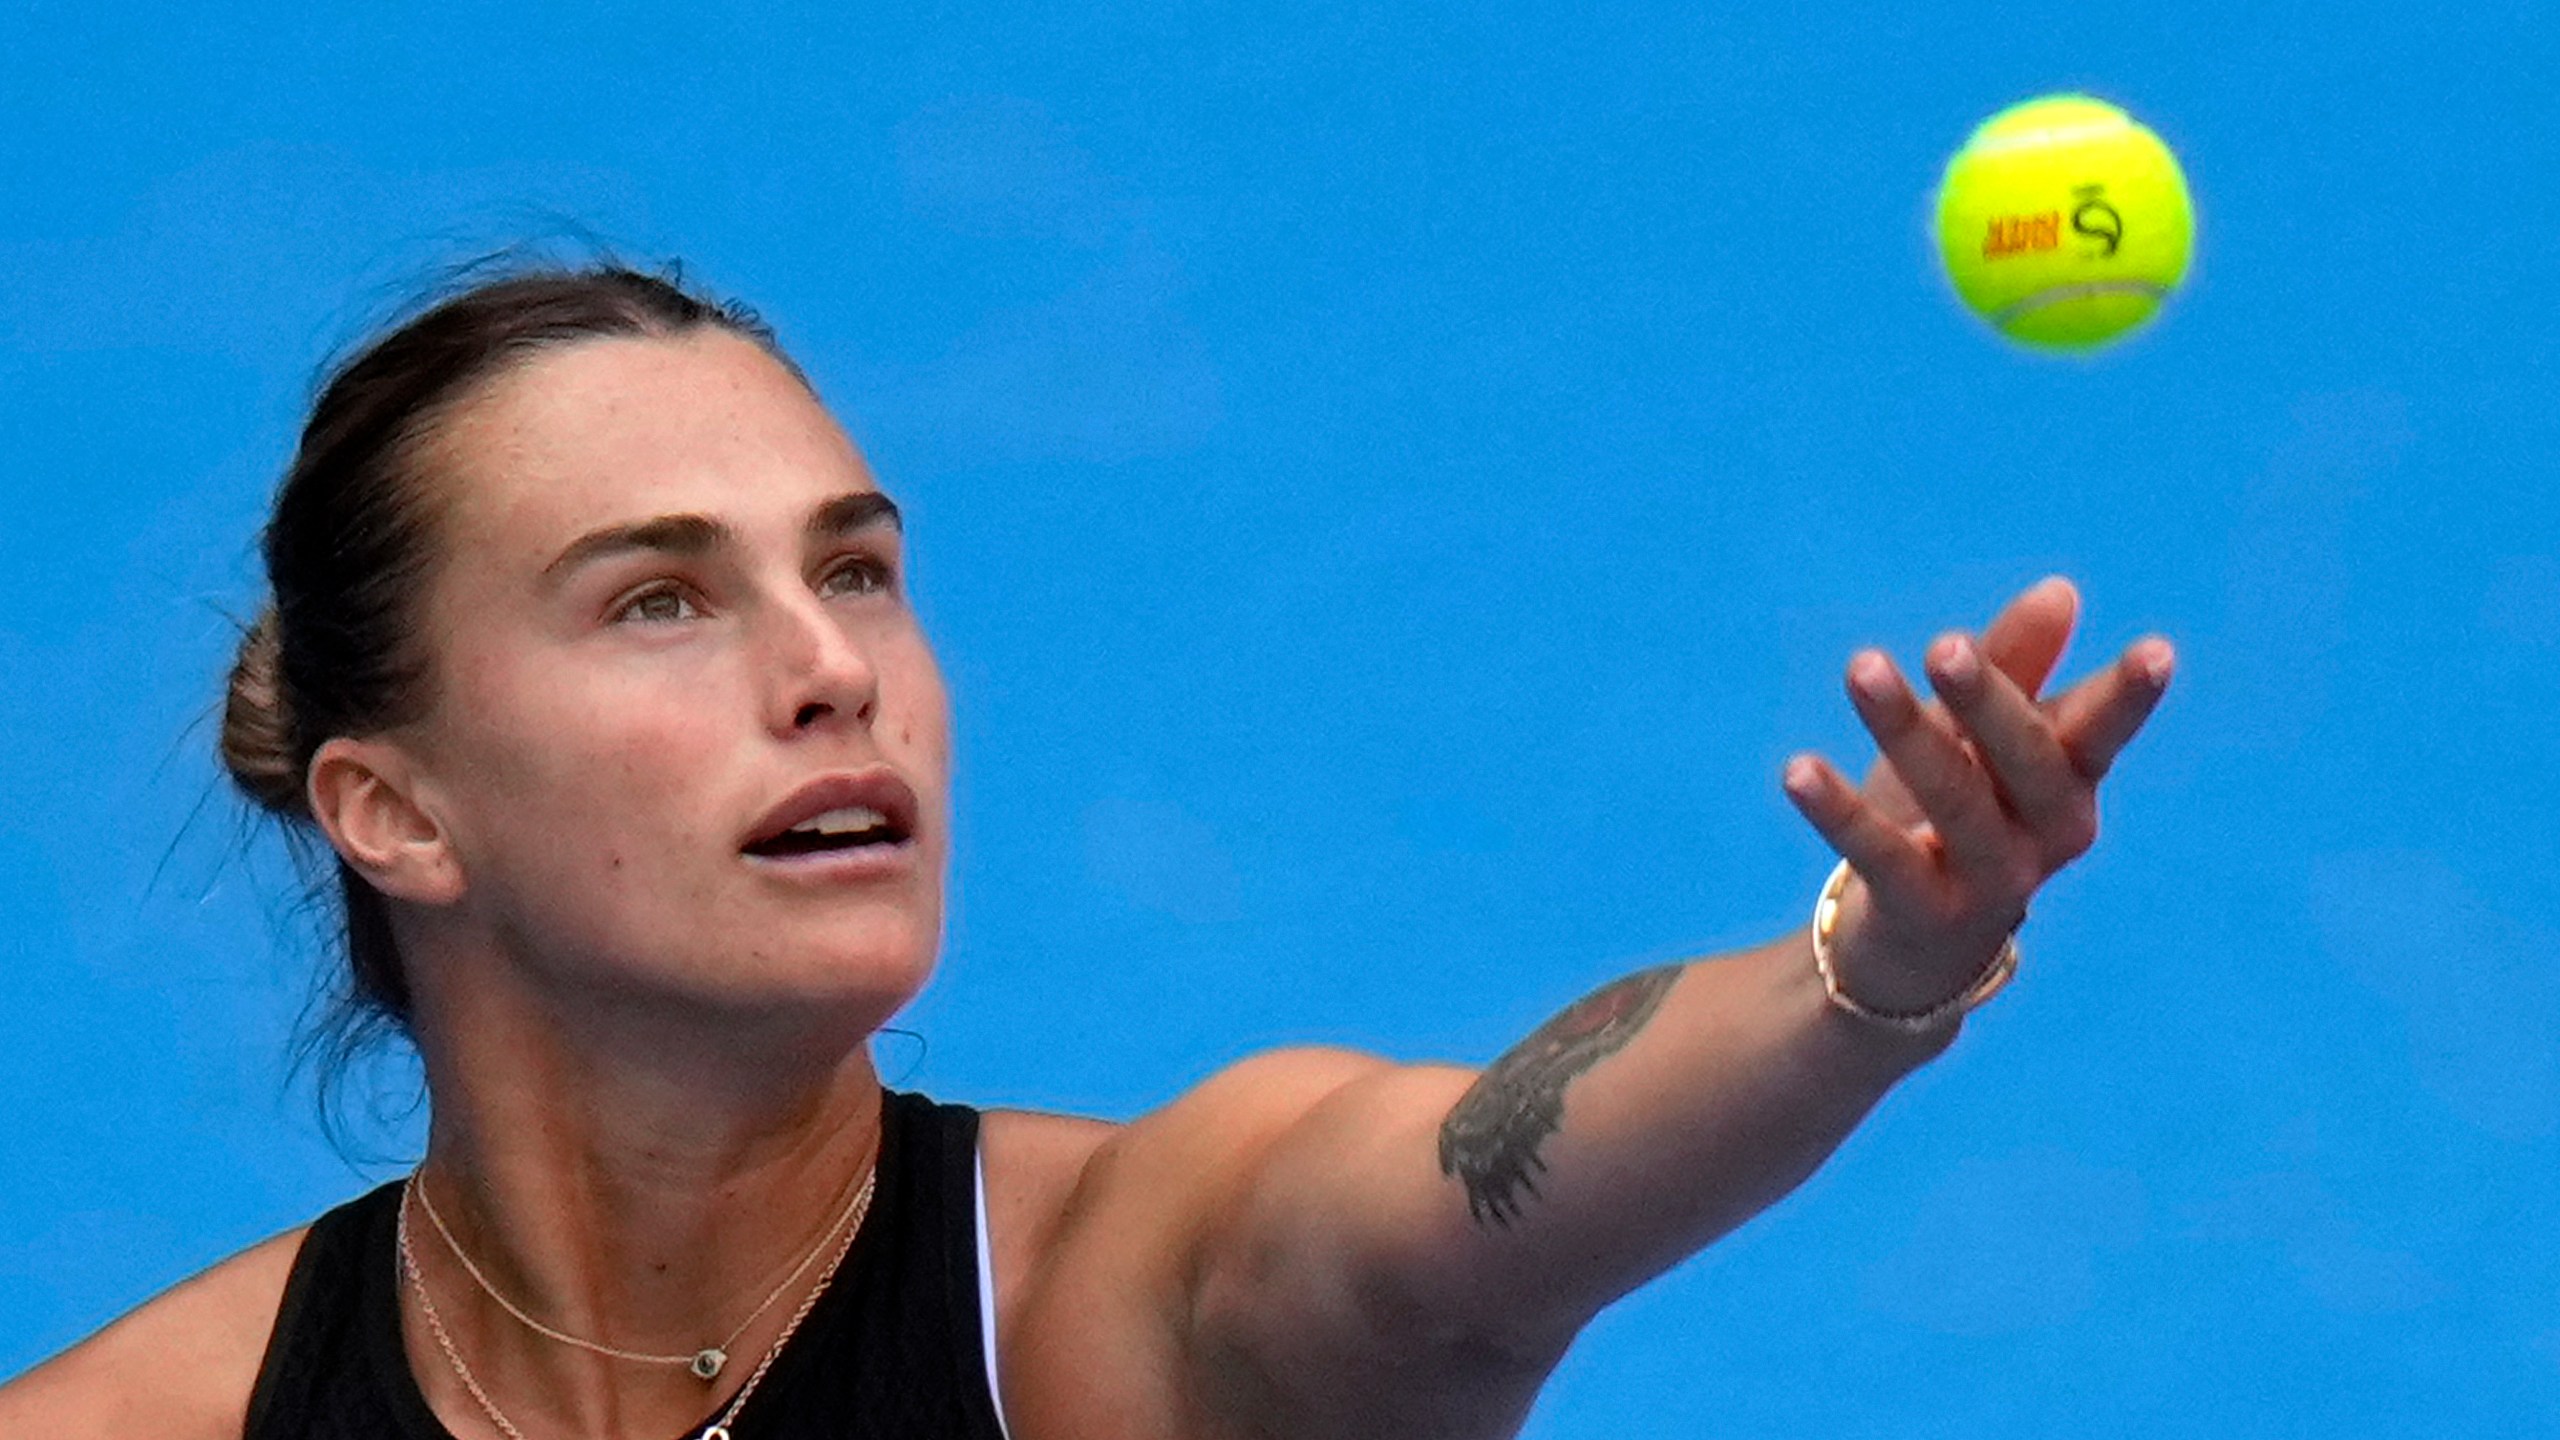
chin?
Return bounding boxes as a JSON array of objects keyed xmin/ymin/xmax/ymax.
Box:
[{"xmin": 739, "ymin": 924, "xmax": 941, "ymax": 1020}]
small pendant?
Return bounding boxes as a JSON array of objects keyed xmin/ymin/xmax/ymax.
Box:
[{"xmin": 690, "ymin": 1348, "xmax": 728, "ymax": 1380}]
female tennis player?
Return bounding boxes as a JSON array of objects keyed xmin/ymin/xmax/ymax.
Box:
[{"xmin": 0, "ymin": 265, "xmax": 2171, "ymax": 1440}]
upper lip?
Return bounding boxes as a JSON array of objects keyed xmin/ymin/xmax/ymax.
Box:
[{"xmin": 740, "ymin": 768, "xmax": 921, "ymax": 852}]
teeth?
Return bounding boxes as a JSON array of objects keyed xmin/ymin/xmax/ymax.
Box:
[{"xmin": 789, "ymin": 805, "xmax": 889, "ymax": 837}]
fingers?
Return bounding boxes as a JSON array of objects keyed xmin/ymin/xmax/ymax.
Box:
[
  {"xmin": 2045, "ymin": 636, "xmax": 2176, "ymax": 781},
  {"xmin": 1792, "ymin": 593, "xmax": 2169, "ymax": 958},
  {"xmin": 1978, "ymin": 575, "xmax": 2080, "ymax": 698},
  {"xmin": 1844, "ymin": 649, "xmax": 2019, "ymax": 891},
  {"xmin": 1925, "ymin": 631, "xmax": 2098, "ymax": 865},
  {"xmin": 1847, "ymin": 628, "xmax": 2171, "ymax": 879},
  {"xmin": 1781, "ymin": 753, "xmax": 1934, "ymax": 904}
]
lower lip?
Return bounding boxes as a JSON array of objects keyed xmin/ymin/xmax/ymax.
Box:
[{"xmin": 740, "ymin": 838, "xmax": 920, "ymax": 884}]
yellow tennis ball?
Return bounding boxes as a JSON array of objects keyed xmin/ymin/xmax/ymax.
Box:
[{"xmin": 1937, "ymin": 94, "xmax": 2194, "ymax": 351}]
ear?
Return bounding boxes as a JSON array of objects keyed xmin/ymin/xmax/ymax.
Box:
[{"xmin": 307, "ymin": 736, "xmax": 465, "ymax": 907}]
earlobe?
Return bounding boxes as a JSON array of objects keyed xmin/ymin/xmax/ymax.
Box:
[{"xmin": 307, "ymin": 737, "xmax": 465, "ymax": 906}]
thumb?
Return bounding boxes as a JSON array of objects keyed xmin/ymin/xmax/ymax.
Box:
[{"xmin": 1980, "ymin": 576, "xmax": 2080, "ymax": 699}]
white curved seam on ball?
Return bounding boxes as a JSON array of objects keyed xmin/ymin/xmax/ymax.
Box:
[{"xmin": 1989, "ymin": 279, "xmax": 2171, "ymax": 328}]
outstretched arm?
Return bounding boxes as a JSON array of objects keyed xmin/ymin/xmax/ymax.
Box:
[{"xmin": 1177, "ymin": 577, "xmax": 2173, "ymax": 1438}]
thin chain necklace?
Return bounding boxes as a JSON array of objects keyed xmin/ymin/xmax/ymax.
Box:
[
  {"xmin": 398, "ymin": 1166, "xmax": 876, "ymax": 1440},
  {"xmin": 413, "ymin": 1159, "xmax": 875, "ymax": 1382}
]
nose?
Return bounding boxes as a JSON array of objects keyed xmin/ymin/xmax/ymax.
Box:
[{"xmin": 758, "ymin": 590, "xmax": 879, "ymax": 737}]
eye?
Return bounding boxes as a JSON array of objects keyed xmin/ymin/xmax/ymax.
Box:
[
  {"xmin": 612, "ymin": 585, "xmax": 704, "ymax": 625},
  {"xmin": 817, "ymin": 555, "xmax": 895, "ymax": 600}
]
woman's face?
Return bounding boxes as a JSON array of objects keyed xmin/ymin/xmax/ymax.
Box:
[{"xmin": 397, "ymin": 329, "xmax": 950, "ymax": 1025}]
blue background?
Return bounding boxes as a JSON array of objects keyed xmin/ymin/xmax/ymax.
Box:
[{"xmin": 4, "ymin": 2, "xmax": 2555, "ymax": 1433}]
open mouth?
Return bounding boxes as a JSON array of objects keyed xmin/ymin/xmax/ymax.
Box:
[{"xmin": 741, "ymin": 805, "xmax": 914, "ymax": 858}]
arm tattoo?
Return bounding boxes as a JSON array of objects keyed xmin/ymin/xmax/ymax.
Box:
[{"xmin": 1437, "ymin": 964, "xmax": 1683, "ymax": 1229}]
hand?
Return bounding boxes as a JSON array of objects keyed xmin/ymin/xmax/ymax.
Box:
[{"xmin": 1778, "ymin": 577, "xmax": 2175, "ymax": 1015}]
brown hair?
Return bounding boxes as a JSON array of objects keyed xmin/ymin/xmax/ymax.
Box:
[{"xmin": 221, "ymin": 261, "xmax": 794, "ymax": 1091}]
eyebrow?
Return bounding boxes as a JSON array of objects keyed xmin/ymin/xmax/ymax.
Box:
[
  {"xmin": 542, "ymin": 492, "xmax": 904, "ymax": 582},
  {"xmin": 808, "ymin": 490, "xmax": 903, "ymax": 540}
]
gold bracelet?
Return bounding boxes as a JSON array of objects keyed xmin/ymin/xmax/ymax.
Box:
[{"xmin": 1810, "ymin": 859, "xmax": 2020, "ymax": 1033}]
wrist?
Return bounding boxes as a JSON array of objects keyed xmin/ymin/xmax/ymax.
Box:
[{"xmin": 1811, "ymin": 861, "xmax": 2019, "ymax": 1031}]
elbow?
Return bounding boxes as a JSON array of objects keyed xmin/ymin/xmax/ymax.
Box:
[{"xmin": 1186, "ymin": 1226, "xmax": 1563, "ymax": 1439}]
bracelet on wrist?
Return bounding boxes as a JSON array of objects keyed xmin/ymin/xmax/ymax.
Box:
[{"xmin": 1809, "ymin": 859, "xmax": 2020, "ymax": 1033}]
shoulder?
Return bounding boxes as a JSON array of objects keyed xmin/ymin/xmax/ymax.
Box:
[
  {"xmin": 982, "ymin": 1048, "xmax": 1399, "ymax": 1271},
  {"xmin": 977, "ymin": 1049, "xmax": 1450, "ymax": 1428},
  {"xmin": 981, "ymin": 1046, "xmax": 1397, "ymax": 1203},
  {"xmin": 0, "ymin": 1226, "xmax": 308, "ymax": 1440}
]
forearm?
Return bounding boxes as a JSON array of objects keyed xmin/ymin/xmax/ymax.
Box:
[
  {"xmin": 1221, "ymin": 933, "xmax": 1953, "ymax": 1388},
  {"xmin": 1419, "ymin": 934, "xmax": 1950, "ymax": 1334},
  {"xmin": 1191, "ymin": 590, "xmax": 2168, "ymax": 1432}
]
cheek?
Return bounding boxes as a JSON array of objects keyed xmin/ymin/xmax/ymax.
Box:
[
  {"xmin": 885, "ymin": 646, "xmax": 954, "ymax": 775},
  {"xmin": 444, "ymin": 653, "xmax": 737, "ymax": 875},
  {"xmin": 581, "ymin": 708, "xmax": 736, "ymax": 861}
]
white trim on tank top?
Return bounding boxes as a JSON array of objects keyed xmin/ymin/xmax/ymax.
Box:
[{"xmin": 973, "ymin": 1145, "xmax": 1015, "ymax": 1440}]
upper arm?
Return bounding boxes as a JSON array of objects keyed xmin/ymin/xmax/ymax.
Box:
[
  {"xmin": 1003, "ymin": 1049, "xmax": 1556, "ymax": 1440},
  {"xmin": 1182, "ymin": 1058, "xmax": 1566, "ymax": 1440},
  {"xmin": 0, "ymin": 1227, "xmax": 305, "ymax": 1440}
]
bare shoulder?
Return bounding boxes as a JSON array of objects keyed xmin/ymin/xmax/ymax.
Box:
[
  {"xmin": 0, "ymin": 1226, "xmax": 308, "ymax": 1440},
  {"xmin": 979, "ymin": 1049, "xmax": 1410, "ymax": 1437},
  {"xmin": 979, "ymin": 1047, "xmax": 1397, "ymax": 1260},
  {"xmin": 991, "ymin": 1048, "xmax": 1397, "ymax": 1252}
]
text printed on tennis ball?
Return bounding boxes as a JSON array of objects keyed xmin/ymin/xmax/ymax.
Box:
[{"xmin": 1981, "ymin": 186, "xmax": 2123, "ymax": 259}]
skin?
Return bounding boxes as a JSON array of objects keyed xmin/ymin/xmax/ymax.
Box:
[{"xmin": 0, "ymin": 329, "xmax": 2173, "ymax": 1440}]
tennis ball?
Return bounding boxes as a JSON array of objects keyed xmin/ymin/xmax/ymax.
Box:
[{"xmin": 1936, "ymin": 94, "xmax": 2193, "ymax": 351}]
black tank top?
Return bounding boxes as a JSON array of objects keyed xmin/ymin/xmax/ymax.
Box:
[{"xmin": 241, "ymin": 1090, "xmax": 1011, "ymax": 1440}]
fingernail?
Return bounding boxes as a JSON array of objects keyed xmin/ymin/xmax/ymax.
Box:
[
  {"xmin": 2136, "ymin": 640, "xmax": 2175, "ymax": 685},
  {"xmin": 1783, "ymin": 756, "xmax": 1822, "ymax": 798},
  {"xmin": 1933, "ymin": 636, "xmax": 1979, "ymax": 686},
  {"xmin": 1849, "ymin": 652, "xmax": 1895, "ymax": 701}
]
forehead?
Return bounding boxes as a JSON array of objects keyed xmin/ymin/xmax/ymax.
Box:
[{"xmin": 428, "ymin": 330, "xmax": 877, "ymax": 562}]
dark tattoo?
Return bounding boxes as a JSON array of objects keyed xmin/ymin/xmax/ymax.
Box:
[{"xmin": 1437, "ymin": 964, "xmax": 1683, "ymax": 1229}]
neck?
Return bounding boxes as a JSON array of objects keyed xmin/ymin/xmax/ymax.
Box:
[{"xmin": 397, "ymin": 934, "xmax": 895, "ymax": 1439}]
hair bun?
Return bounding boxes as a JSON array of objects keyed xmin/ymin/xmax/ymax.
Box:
[{"xmin": 221, "ymin": 608, "xmax": 307, "ymax": 817}]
